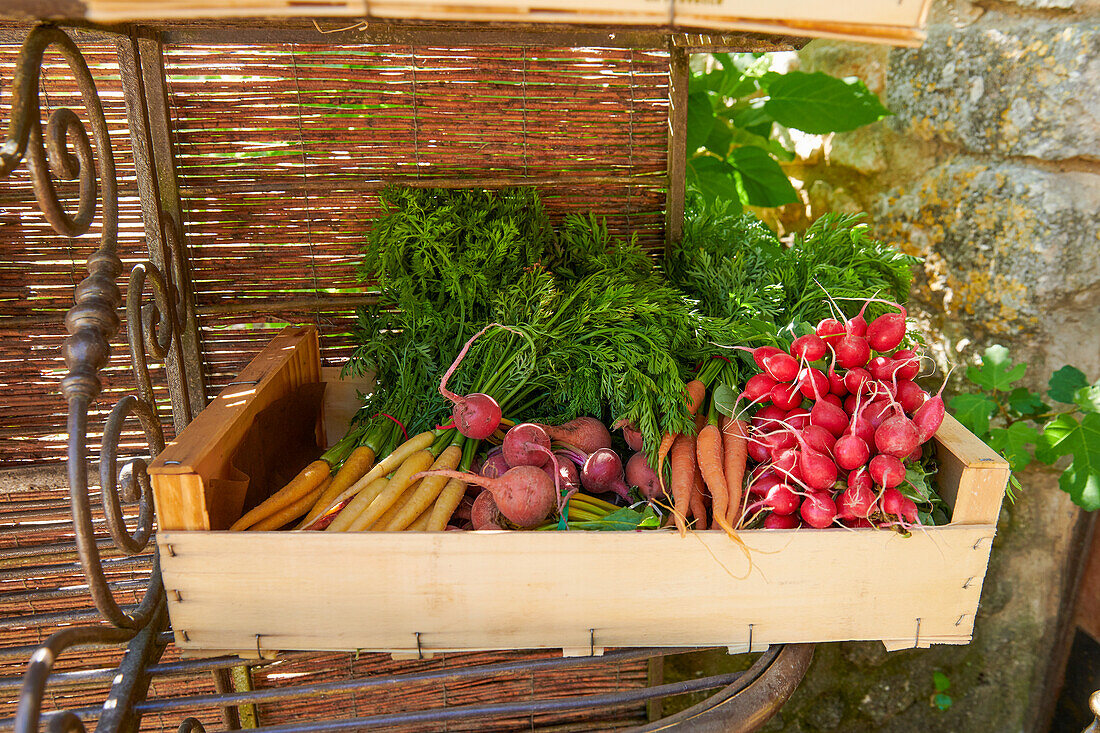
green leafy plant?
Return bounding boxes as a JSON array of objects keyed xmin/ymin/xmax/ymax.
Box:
[
  {"xmin": 931, "ymin": 671, "xmax": 953, "ymax": 711},
  {"xmin": 949, "ymin": 345, "xmax": 1100, "ymax": 510},
  {"xmin": 686, "ymin": 53, "xmax": 892, "ymax": 211}
]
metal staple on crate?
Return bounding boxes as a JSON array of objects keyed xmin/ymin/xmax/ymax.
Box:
[
  {"xmin": 748, "ymin": 624, "xmax": 754, "ymax": 653},
  {"xmin": 416, "ymin": 632, "xmax": 423, "ymax": 660},
  {"xmin": 915, "ymin": 618, "xmax": 921, "ymax": 647},
  {"xmin": 963, "ymin": 576, "xmax": 975, "ymax": 589},
  {"xmin": 589, "ymin": 628, "xmax": 596, "ymax": 656},
  {"xmin": 226, "ymin": 379, "xmax": 261, "ymax": 386}
]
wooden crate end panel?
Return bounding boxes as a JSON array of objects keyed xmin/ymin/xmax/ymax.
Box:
[
  {"xmin": 152, "ymin": 473, "xmax": 210, "ymax": 531},
  {"xmin": 158, "ymin": 527, "xmax": 995, "ymax": 653}
]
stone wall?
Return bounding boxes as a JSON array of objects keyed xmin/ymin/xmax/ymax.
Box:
[{"xmin": 742, "ymin": 1, "xmax": 1097, "ymax": 730}]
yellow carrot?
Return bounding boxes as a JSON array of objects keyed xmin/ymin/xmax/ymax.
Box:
[
  {"xmin": 345, "ymin": 449, "xmax": 435, "ymax": 532},
  {"xmin": 426, "ymin": 478, "xmax": 467, "ymax": 531},
  {"xmin": 231, "ymin": 459, "xmax": 330, "ymax": 531},
  {"xmin": 325, "ymin": 476, "xmax": 389, "ymax": 532},
  {"xmin": 298, "ymin": 446, "xmax": 375, "ymax": 528},
  {"xmin": 368, "ymin": 483, "xmax": 420, "ymax": 531},
  {"xmin": 317, "ymin": 431, "xmax": 434, "ymax": 517},
  {"xmin": 382, "ymin": 445, "xmax": 463, "ymax": 531},
  {"xmin": 248, "ymin": 478, "xmax": 329, "ymax": 531},
  {"xmin": 407, "ymin": 506, "xmax": 433, "ymax": 531}
]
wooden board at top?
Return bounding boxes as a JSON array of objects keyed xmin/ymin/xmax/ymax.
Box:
[{"xmin": 160, "ymin": 524, "xmax": 996, "ymax": 655}]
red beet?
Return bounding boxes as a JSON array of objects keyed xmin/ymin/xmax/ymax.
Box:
[
  {"xmin": 471, "ymin": 490, "xmax": 504, "ymax": 530},
  {"xmin": 503, "ymin": 423, "xmax": 552, "ymax": 468},
  {"xmin": 536, "ymin": 417, "xmax": 612, "ymax": 454},
  {"xmin": 480, "ymin": 450, "xmax": 510, "ymax": 479},
  {"xmin": 581, "ymin": 448, "xmax": 631, "ymax": 500},
  {"xmin": 625, "ymin": 451, "xmax": 660, "ymax": 500}
]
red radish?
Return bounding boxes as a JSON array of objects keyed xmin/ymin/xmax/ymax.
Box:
[
  {"xmin": 753, "ymin": 404, "xmax": 787, "ymax": 431},
  {"xmin": 772, "ymin": 447, "xmax": 800, "ymax": 477},
  {"xmin": 761, "ymin": 429, "xmax": 796, "ymax": 456},
  {"xmin": 745, "ymin": 373, "xmax": 778, "ymax": 403},
  {"xmin": 867, "ymin": 304, "xmax": 908, "ymax": 353},
  {"xmin": 810, "ymin": 399, "xmax": 849, "ymax": 437},
  {"xmin": 875, "ymin": 405, "xmax": 919, "ymax": 457},
  {"xmin": 817, "ymin": 318, "xmax": 845, "ymax": 341},
  {"xmin": 471, "ymin": 490, "xmax": 504, "ymax": 530},
  {"xmin": 868, "ymin": 356, "xmax": 898, "ymax": 383},
  {"xmin": 896, "ymin": 380, "xmax": 927, "ymax": 414},
  {"xmin": 843, "ymin": 394, "xmax": 858, "ymax": 415},
  {"xmin": 821, "ymin": 393, "xmax": 842, "ymax": 409},
  {"xmin": 798, "ymin": 367, "xmax": 830, "ymax": 401},
  {"xmin": 748, "ymin": 470, "xmax": 782, "ymax": 497},
  {"xmin": 502, "ymin": 423, "xmax": 552, "ymax": 468},
  {"xmin": 834, "ymin": 433, "xmax": 871, "ymax": 471},
  {"xmin": 907, "ymin": 444, "xmax": 924, "ymax": 462},
  {"xmin": 845, "ymin": 298, "xmax": 872, "ymax": 337},
  {"xmin": 794, "ymin": 439, "xmax": 839, "ymax": 491},
  {"xmin": 750, "ymin": 345, "xmax": 784, "ymax": 371},
  {"xmin": 800, "ymin": 492, "xmax": 837, "ymax": 528},
  {"xmin": 844, "ymin": 367, "xmax": 872, "ymax": 396},
  {"xmin": 844, "ymin": 517, "xmax": 875, "ymax": 528},
  {"xmin": 765, "ymin": 513, "xmax": 801, "ymax": 529},
  {"xmin": 880, "ymin": 488, "xmax": 918, "ymax": 523},
  {"xmin": 864, "ymin": 400, "xmax": 892, "ymax": 430},
  {"xmin": 803, "ymin": 425, "xmax": 837, "ymax": 456},
  {"xmin": 771, "ymin": 382, "xmax": 803, "ymax": 410},
  {"xmin": 891, "ymin": 349, "xmax": 921, "ymax": 381},
  {"xmin": 747, "ymin": 439, "xmax": 770, "ymax": 463},
  {"xmin": 913, "ymin": 372, "xmax": 949, "ymax": 443},
  {"xmin": 535, "ymin": 417, "xmax": 611, "ymax": 454},
  {"xmin": 415, "ymin": 465, "xmax": 556, "ymax": 528},
  {"xmin": 581, "ymin": 448, "xmax": 630, "ymax": 500},
  {"xmin": 836, "ymin": 481, "xmax": 876, "ymax": 520},
  {"xmin": 874, "ymin": 380, "xmax": 898, "ymax": 400},
  {"xmin": 625, "ymin": 452, "xmax": 661, "ymax": 500},
  {"xmin": 869, "ymin": 454, "xmax": 905, "ymax": 489},
  {"xmin": 828, "ymin": 367, "xmax": 848, "ymax": 396},
  {"xmin": 762, "ymin": 352, "xmax": 799, "ymax": 382},
  {"xmin": 834, "ymin": 334, "xmax": 871, "ymax": 369},
  {"xmin": 791, "ymin": 334, "xmax": 827, "ymax": 362},
  {"xmin": 848, "ymin": 467, "xmax": 873, "ymax": 494},
  {"xmin": 480, "ymin": 450, "xmax": 510, "ymax": 479},
  {"xmin": 785, "ymin": 409, "xmax": 811, "ymax": 431},
  {"xmin": 761, "ymin": 483, "xmax": 800, "ymax": 515}
]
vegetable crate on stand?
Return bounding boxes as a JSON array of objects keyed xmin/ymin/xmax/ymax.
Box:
[{"xmin": 149, "ymin": 326, "xmax": 1009, "ymax": 658}]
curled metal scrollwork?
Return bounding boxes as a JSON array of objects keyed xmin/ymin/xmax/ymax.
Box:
[{"xmin": 177, "ymin": 718, "xmax": 208, "ymax": 733}]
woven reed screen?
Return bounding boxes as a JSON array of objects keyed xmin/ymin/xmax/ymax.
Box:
[{"xmin": 163, "ymin": 42, "xmax": 671, "ymax": 389}]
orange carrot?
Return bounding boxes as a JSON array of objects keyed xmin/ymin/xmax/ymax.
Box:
[
  {"xmin": 697, "ymin": 422, "xmax": 729, "ymax": 531},
  {"xmin": 721, "ymin": 413, "xmax": 749, "ymax": 528},
  {"xmin": 689, "ymin": 460, "xmax": 707, "ymax": 530},
  {"xmin": 685, "ymin": 379, "xmax": 706, "ymax": 416},
  {"xmin": 668, "ymin": 433, "xmax": 695, "ymax": 536},
  {"xmin": 657, "ymin": 379, "xmax": 709, "ymax": 494}
]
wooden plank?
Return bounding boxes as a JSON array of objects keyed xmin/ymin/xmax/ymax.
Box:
[
  {"xmin": 320, "ymin": 367, "xmax": 373, "ymax": 450},
  {"xmin": 160, "ymin": 525, "xmax": 996, "ymax": 654},
  {"xmin": 664, "ymin": 45, "xmax": 688, "ymax": 250},
  {"xmin": 933, "ymin": 414, "xmax": 1010, "ymax": 525},
  {"xmin": 149, "ymin": 325, "xmax": 320, "ymax": 529}
]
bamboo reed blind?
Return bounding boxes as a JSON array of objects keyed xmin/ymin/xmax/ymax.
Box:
[
  {"xmin": 163, "ymin": 42, "xmax": 671, "ymax": 391},
  {"xmin": 1, "ymin": 34, "xmax": 668, "ymax": 729}
]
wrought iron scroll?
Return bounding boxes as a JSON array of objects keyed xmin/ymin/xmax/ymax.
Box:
[{"xmin": 3, "ymin": 23, "xmax": 192, "ymax": 733}]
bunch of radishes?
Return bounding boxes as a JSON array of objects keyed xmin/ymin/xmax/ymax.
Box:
[{"xmin": 740, "ymin": 299, "xmax": 946, "ymax": 530}]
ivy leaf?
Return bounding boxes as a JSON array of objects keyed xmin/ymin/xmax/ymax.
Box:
[
  {"xmin": 761, "ymin": 71, "xmax": 892, "ymax": 134},
  {"xmin": 1048, "ymin": 365, "xmax": 1088, "ymax": 403},
  {"xmin": 729, "ymin": 146, "xmax": 799, "ymax": 207},
  {"xmin": 1036, "ymin": 412, "xmax": 1100, "ymax": 510},
  {"xmin": 948, "ymin": 393, "xmax": 997, "ymax": 437},
  {"xmin": 1074, "ymin": 382, "xmax": 1100, "ymax": 413},
  {"xmin": 987, "ymin": 422, "xmax": 1038, "ymax": 471},
  {"xmin": 687, "ymin": 157, "xmax": 740, "ymax": 209},
  {"xmin": 966, "ymin": 345, "xmax": 1026, "ymax": 392},
  {"xmin": 1006, "ymin": 387, "xmax": 1046, "ymax": 418},
  {"xmin": 933, "ymin": 672, "xmax": 951, "ymax": 692}
]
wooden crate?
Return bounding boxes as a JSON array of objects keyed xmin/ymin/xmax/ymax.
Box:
[
  {"xmin": 149, "ymin": 326, "xmax": 1009, "ymax": 658},
  {"xmin": 82, "ymin": 0, "xmax": 933, "ymax": 47}
]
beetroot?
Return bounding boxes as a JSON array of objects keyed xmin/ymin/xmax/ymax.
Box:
[
  {"xmin": 625, "ymin": 452, "xmax": 661, "ymax": 500},
  {"xmin": 874, "ymin": 410, "xmax": 921, "ymax": 458},
  {"xmin": 503, "ymin": 423, "xmax": 552, "ymax": 468},
  {"xmin": 834, "ymin": 334, "xmax": 871, "ymax": 369},
  {"xmin": 868, "ymin": 454, "xmax": 905, "ymax": 489},
  {"xmin": 544, "ymin": 452, "xmax": 581, "ymax": 496},
  {"xmin": 621, "ymin": 423, "xmax": 643, "ymax": 452},
  {"xmin": 764, "ymin": 513, "xmax": 801, "ymax": 529},
  {"xmin": 581, "ymin": 448, "xmax": 630, "ymax": 500},
  {"xmin": 480, "ymin": 450, "xmax": 510, "ymax": 480},
  {"xmin": 800, "ymin": 492, "xmax": 837, "ymax": 528},
  {"xmin": 471, "ymin": 490, "xmax": 504, "ymax": 530},
  {"xmin": 834, "ymin": 433, "xmax": 871, "ymax": 471},
  {"xmin": 536, "ymin": 417, "xmax": 611, "ymax": 454},
  {"xmin": 791, "ymin": 334, "xmax": 827, "ymax": 362},
  {"xmin": 880, "ymin": 488, "xmax": 918, "ymax": 523},
  {"xmin": 450, "ymin": 394, "xmax": 502, "ymax": 440},
  {"xmin": 415, "ymin": 465, "xmax": 556, "ymax": 528}
]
